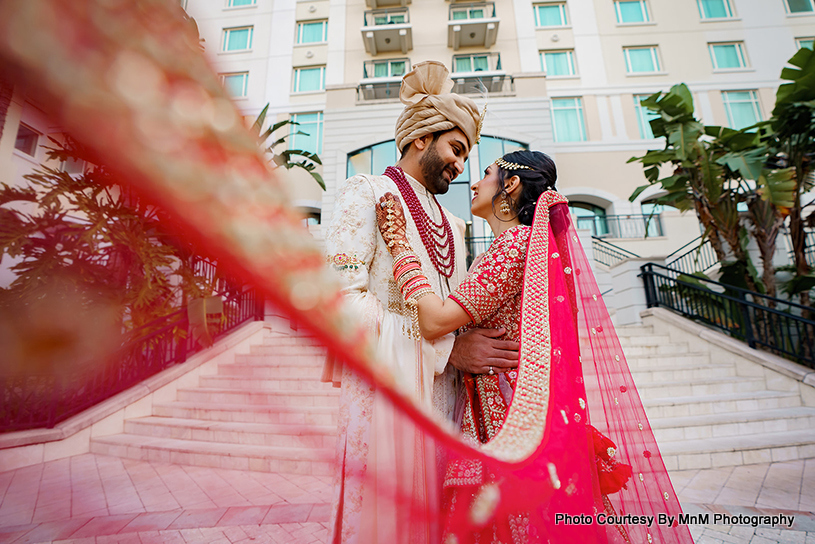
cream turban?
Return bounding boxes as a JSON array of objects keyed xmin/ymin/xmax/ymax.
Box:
[{"xmin": 394, "ymin": 61, "xmax": 482, "ymax": 152}]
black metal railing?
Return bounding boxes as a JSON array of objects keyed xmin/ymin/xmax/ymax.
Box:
[
  {"xmin": 363, "ymin": 7, "xmax": 409, "ymax": 26},
  {"xmin": 0, "ymin": 262, "xmax": 263, "ymax": 432},
  {"xmin": 592, "ymin": 236, "xmax": 640, "ymax": 267},
  {"xmin": 465, "ymin": 234, "xmax": 495, "ymax": 267},
  {"xmin": 641, "ymin": 262, "xmax": 815, "ymax": 369},
  {"xmin": 578, "ymin": 214, "xmax": 663, "ymax": 239},
  {"xmin": 665, "ymin": 236, "xmax": 719, "ymax": 274}
]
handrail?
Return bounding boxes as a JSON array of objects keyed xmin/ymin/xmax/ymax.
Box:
[
  {"xmin": 665, "ymin": 236, "xmax": 718, "ymax": 274},
  {"xmin": 640, "ymin": 263, "xmax": 815, "ymax": 369},
  {"xmin": 591, "ymin": 236, "xmax": 640, "ymax": 267},
  {"xmin": 0, "ymin": 263, "xmax": 264, "ymax": 433}
]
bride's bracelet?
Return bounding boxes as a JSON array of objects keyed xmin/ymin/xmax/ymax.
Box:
[{"xmin": 392, "ymin": 251, "xmax": 432, "ymax": 302}]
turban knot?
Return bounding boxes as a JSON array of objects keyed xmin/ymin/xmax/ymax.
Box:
[{"xmin": 394, "ymin": 61, "xmax": 481, "ymax": 152}]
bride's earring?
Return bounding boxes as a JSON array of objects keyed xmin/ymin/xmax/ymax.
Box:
[{"xmin": 500, "ymin": 194, "xmax": 511, "ymax": 215}]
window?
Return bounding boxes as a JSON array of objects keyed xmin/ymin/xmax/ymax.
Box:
[
  {"xmin": 797, "ymin": 37, "xmax": 814, "ymax": 49},
  {"xmin": 179, "ymin": 0, "xmax": 188, "ymax": 9},
  {"xmin": 615, "ymin": 0, "xmax": 650, "ymax": 23},
  {"xmin": 551, "ymin": 97, "xmax": 586, "ymax": 142},
  {"xmin": 624, "ymin": 46, "xmax": 660, "ymax": 73},
  {"xmin": 222, "ymin": 26, "xmax": 253, "ymax": 52},
  {"xmin": 293, "ymin": 66, "xmax": 325, "ymax": 92},
  {"xmin": 297, "ymin": 21, "xmax": 327, "ymax": 44},
  {"xmin": 722, "ymin": 90, "xmax": 761, "ymax": 129},
  {"xmin": 367, "ymin": 59, "xmax": 408, "ymax": 78},
  {"xmin": 534, "ymin": 3, "xmax": 568, "ymax": 27},
  {"xmin": 785, "ymin": 0, "xmax": 814, "ymax": 13},
  {"xmin": 373, "ymin": 11, "xmax": 407, "ymax": 24},
  {"xmin": 227, "ymin": 0, "xmax": 256, "ymax": 6},
  {"xmin": 220, "ymin": 72, "xmax": 249, "ymax": 97},
  {"xmin": 14, "ymin": 124, "xmax": 38, "ymax": 156},
  {"xmin": 61, "ymin": 157, "xmax": 85, "ymax": 175},
  {"xmin": 634, "ymin": 95, "xmax": 659, "ymax": 139},
  {"xmin": 290, "ymin": 112, "xmax": 324, "ymax": 154},
  {"xmin": 541, "ymin": 50, "xmax": 576, "ymax": 76},
  {"xmin": 709, "ymin": 42, "xmax": 747, "ymax": 70},
  {"xmin": 454, "ymin": 54, "xmax": 492, "ymax": 72},
  {"xmin": 451, "ymin": 5, "xmax": 487, "ymax": 19},
  {"xmin": 570, "ymin": 202, "xmax": 608, "ymax": 236},
  {"xmin": 696, "ymin": 0, "xmax": 734, "ymax": 18}
]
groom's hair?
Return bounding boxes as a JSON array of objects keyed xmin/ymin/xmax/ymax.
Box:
[{"xmin": 493, "ymin": 150, "xmax": 558, "ymax": 226}]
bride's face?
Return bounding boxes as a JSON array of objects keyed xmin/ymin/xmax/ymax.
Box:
[{"xmin": 470, "ymin": 163, "xmax": 503, "ymax": 220}]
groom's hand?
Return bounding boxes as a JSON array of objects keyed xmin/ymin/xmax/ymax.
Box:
[{"xmin": 448, "ymin": 328, "xmax": 519, "ymax": 375}]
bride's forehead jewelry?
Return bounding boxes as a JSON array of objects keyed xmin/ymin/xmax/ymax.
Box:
[{"xmin": 494, "ymin": 157, "xmax": 532, "ymax": 171}]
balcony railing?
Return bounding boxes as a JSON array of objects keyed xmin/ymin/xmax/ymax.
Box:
[
  {"xmin": 358, "ymin": 59, "xmax": 411, "ymax": 100},
  {"xmin": 577, "ymin": 214, "xmax": 663, "ymax": 239},
  {"xmin": 450, "ymin": 52, "xmax": 510, "ymax": 94},
  {"xmin": 447, "ymin": 2, "xmax": 499, "ymax": 49},
  {"xmin": 592, "ymin": 236, "xmax": 640, "ymax": 267},
  {"xmin": 362, "ymin": 8, "xmax": 412, "ymax": 54},
  {"xmin": 364, "ymin": 7, "xmax": 410, "ymax": 25}
]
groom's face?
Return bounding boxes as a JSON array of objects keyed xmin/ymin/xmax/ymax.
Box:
[{"xmin": 418, "ymin": 128, "xmax": 470, "ymax": 195}]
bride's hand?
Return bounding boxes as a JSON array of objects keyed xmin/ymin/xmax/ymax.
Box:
[{"xmin": 376, "ymin": 193, "xmax": 410, "ymax": 255}]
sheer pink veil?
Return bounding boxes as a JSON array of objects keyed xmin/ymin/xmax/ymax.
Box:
[
  {"xmin": 438, "ymin": 195, "xmax": 692, "ymax": 543},
  {"xmin": 552, "ymin": 200, "xmax": 692, "ymax": 544}
]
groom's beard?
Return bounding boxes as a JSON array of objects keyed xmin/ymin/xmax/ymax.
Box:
[{"xmin": 419, "ymin": 140, "xmax": 455, "ymax": 195}]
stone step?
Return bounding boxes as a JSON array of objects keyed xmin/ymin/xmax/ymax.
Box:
[
  {"xmin": 621, "ymin": 343, "xmax": 691, "ymax": 356},
  {"xmin": 635, "ymin": 376, "xmax": 767, "ymax": 400},
  {"xmin": 617, "ymin": 334, "xmax": 674, "ymax": 347},
  {"xmin": 641, "ymin": 390, "xmax": 802, "ymax": 418},
  {"xmin": 629, "ymin": 363, "xmax": 735, "ymax": 383},
  {"xmin": 125, "ymin": 416, "xmax": 337, "ymax": 449},
  {"xmin": 176, "ymin": 387, "xmax": 340, "ymax": 407},
  {"xmin": 650, "ymin": 407, "xmax": 815, "ymax": 442},
  {"xmin": 90, "ymin": 434, "xmax": 333, "ymax": 475},
  {"xmin": 219, "ymin": 362, "xmax": 324, "ymax": 379},
  {"xmin": 613, "ymin": 325, "xmax": 655, "ymax": 338},
  {"xmin": 234, "ymin": 353, "xmax": 325, "ymax": 365},
  {"xmin": 623, "ymin": 353, "xmax": 712, "ymax": 370},
  {"xmin": 657, "ymin": 429, "xmax": 815, "ymax": 470},
  {"xmin": 200, "ymin": 375, "xmax": 337, "ymax": 391},
  {"xmin": 249, "ymin": 344, "xmax": 327, "ymax": 356},
  {"xmin": 152, "ymin": 401, "xmax": 339, "ymax": 426}
]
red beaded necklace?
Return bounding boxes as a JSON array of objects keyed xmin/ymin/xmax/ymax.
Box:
[{"xmin": 384, "ymin": 165, "xmax": 455, "ymax": 278}]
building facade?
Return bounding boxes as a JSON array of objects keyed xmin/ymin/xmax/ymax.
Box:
[
  {"xmin": 2, "ymin": 0, "xmax": 813, "ymax": 279},
  {"xmin": 183, "ymin": 0, "xmax": 815, "ymax": 260}
]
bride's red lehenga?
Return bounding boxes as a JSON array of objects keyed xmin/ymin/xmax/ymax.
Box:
[
  {"xmin": 0, "ymin": 2, "xmax": 692, "ymax": 543},
  {"xmin": 439, "ymin": 191, "xmax": 689, "ymax": 544}
]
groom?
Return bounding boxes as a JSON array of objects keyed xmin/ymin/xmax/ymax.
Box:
[{"xmin": 324, "ymin": 61, "xmax": 518, "ymax": 543}]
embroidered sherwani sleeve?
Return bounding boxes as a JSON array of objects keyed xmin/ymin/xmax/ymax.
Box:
[
  {"xmin": 449, "ymin": 230, "xmax": 527, "ymax": 325},
  {"xmin": 325, "ymin": 175, "xmax": 383, "ymax": 336}
]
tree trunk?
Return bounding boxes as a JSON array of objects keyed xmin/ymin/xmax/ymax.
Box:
[
  {"xmin": 0, "ymin": 78, "xmax": 14, "ymax": 145},
  {"xmin": 789, "ymin": 153, "xmax": 812, "ymax": 308}
]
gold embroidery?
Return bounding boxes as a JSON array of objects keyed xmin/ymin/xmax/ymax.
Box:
[
  {"xmin": 481, "ymin": 190, "xmax": 565, "ymax": 462},
  {"xmin": 328, "ymin": 252, "xmax": 364, "ymax": 270},
  {"xmin": 639, "ymin": 473, "xmax": 644, "ymax": 482},
  {"xmin": 578, "ymin": 398, "xmax": 586, "ymax": 410},
  {"xmin": 607, "ymin": 447, "xmax": 616, "ymax": 458},
  {"xmin": 664, "ymin": 492, "xmax": 670, "ymax": 500}
]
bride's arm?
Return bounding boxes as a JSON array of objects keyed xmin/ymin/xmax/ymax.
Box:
[{"xmin": 376, "ymin": 193, "xmax": 471, "ymax": 340}]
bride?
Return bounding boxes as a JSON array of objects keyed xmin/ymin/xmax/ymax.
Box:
[{"xmin": 376, "ymin": 150, "xmax": 692, "ymax": 544}]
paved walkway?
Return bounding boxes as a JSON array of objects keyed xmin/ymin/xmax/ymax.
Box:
[{"xmin": 0, "ymin": 453, "xmax": 813, "ymax": 543}]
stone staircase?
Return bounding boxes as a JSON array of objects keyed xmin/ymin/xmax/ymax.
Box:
[
  {"xmin": 89, "ymin": 316, "xmax": 815, "ymax": 477},
  {"xmin": 90, "ymin": 331, "xmax": 338, "ymax": 476},
  {"xmin": 618, "ymin": 324, "xmax": 815, "ymax": 471}
]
